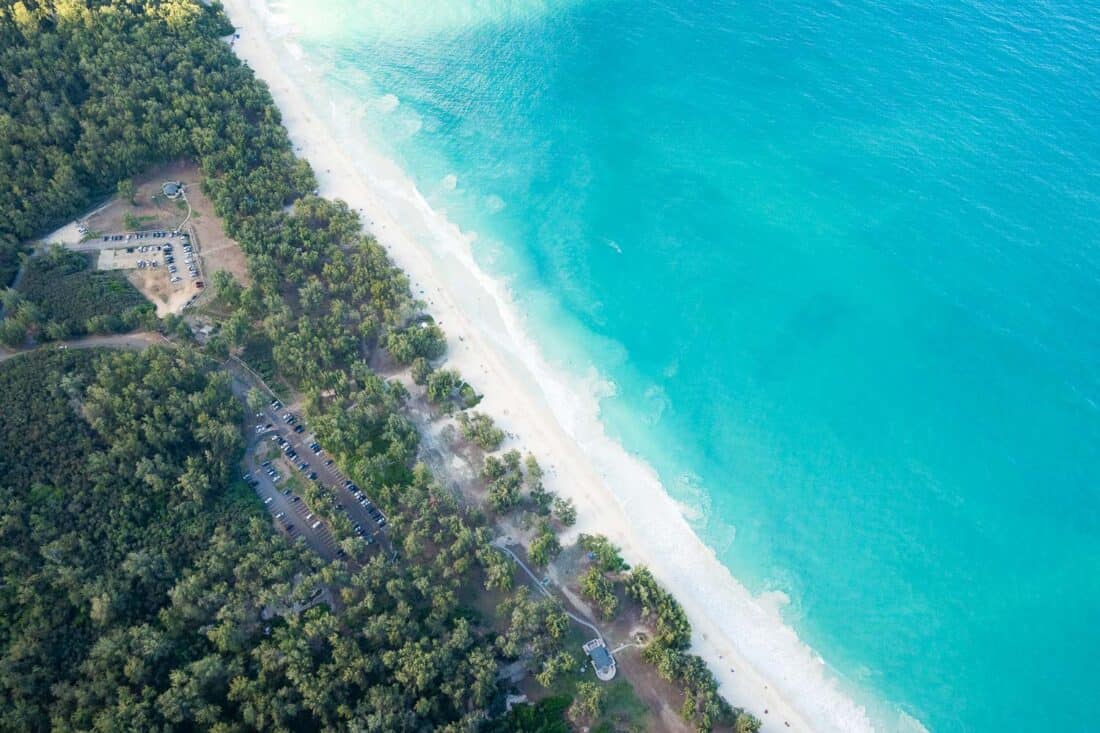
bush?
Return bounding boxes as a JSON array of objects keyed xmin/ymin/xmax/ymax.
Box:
[
  {"xmin": 553, "ymin": 496, "xmax": 577, "ymax": 526},
  {"xmin": 529, "ymin": 521, "xmax": 561, "ymax": 567},
  {"xmin": 580, "ymin": 566, "xmax": 619, "ymax": 619},
  {"xmin": 425, "ymin": 368, "xmax": 462, "ymax": 407},
  {"xmin": 579, "ymin": 534, "xmax": 629, "ymax": 573},
  {"xmin": 457, "ymin": 411, "xmax": 504, "ymax": 450},
  {"xmin": 410, "ymin": 356, "xmax": 432, "ymax": 385},
  {"xmin": 386, "ymin": 321, "xmax": 446, "ymax": 364}
]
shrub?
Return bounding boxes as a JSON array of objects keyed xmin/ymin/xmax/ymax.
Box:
[{"xmin": 457, "ymin": 411, "xmax": 505, "ymax": 450}]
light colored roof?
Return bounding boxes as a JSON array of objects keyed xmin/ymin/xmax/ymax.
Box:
[{"xmin": 582, "ymin": 637, "xmax": 617, "ymax": 681}]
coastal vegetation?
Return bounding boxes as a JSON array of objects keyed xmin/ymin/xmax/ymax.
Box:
[
  {"xmin": 458, "ymin": 410, "xmax": 506, "ymax": 450},
  {"xmin": 0, "ymin": 247, "xmax": 151, "ymax": 345},
  {"xmin": 0, "ymin": 348, "xmax": 504, "ymax": 731},
  {"xmin": 0, "ymin": 1, "xmax": 760, "ymax": 730}
]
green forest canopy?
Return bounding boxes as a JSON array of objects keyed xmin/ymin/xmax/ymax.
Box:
[{"xmin": 0, "ymin": 2, "xmax": 757, "ymax": 731}]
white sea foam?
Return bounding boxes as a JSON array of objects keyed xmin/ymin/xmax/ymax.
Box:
[
  {"xmin": 372, "ymin": 93, "xmax": 400, "ymax": 114},
  {"xmin": 225, "ymin": 2, "xmax": 932, "ymax": 732},
  {"xmin": 273, "ymin": 0, "xmax": 584, "ymax": 42}
]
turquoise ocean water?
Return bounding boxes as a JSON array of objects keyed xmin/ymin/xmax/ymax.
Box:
[{"xmin": 261, "ymin": 1, "xmax": 1100, "ymax": 730}]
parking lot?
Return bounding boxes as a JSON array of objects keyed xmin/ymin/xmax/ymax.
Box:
[
  {"xmin": 242, "ymin": 397, "xmax": 389, "ymax": 563},
  {"xmin": 79, "ymin": 229, "xmax": 206, "ymax": 315}
]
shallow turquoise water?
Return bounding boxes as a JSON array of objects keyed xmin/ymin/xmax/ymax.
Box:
[{"xmin": 275, "ymin": 1, "xmax": 1100, "ymax": 729}]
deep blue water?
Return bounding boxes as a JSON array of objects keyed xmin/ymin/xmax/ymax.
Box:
[{"xmin": 275, "ymin": 1, "xmax": 1100, "ymax": 729}]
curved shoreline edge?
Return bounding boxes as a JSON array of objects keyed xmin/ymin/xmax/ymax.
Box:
[{"xmin": 221, "ymin": 1, "xmax": 904, "ymax": 730}]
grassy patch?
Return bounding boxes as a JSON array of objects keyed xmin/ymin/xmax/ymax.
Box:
[
  {"xmin": 526, "ymin": 624, "xmax": 650, "ymax": 732},
  {"xmin": 596, "ymin": 679, "xmax": 649, "ymax": 732},
  {"xmin": 123, "ymin": 212, "xmax": 157, "ymax": 230}
]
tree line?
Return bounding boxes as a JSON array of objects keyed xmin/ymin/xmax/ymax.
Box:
[{"xmin": 0, "ymin": 1, "xmax": 760, "ymax": 730}]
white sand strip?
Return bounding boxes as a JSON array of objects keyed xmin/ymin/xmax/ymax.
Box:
[{"xmin": 220, "ymin": 2, "xmax": 886, "ymax": 731}]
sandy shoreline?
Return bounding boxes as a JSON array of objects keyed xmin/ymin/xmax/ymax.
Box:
[{"xmin": 220, "ymin": 2, "xmax": 880, "ymax": 731}]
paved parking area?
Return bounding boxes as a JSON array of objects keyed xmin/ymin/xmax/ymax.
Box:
[
  {"xmin": 238, "ymin": 393, "xmax": 389, "ymax": 564},
  {"xmin": 97, "ymin": 244, "xmax": 164, "ymax": 271},
  {"xmin": 76, "ymin": 230, "xmax": 205, "ymax": 315},
  {"xmin": 246, "ymin": 454, "xmax": 340, "ymax": 561}
]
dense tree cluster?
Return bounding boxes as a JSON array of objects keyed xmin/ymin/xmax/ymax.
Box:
[
  {"xmin": 0, "ymin": 238, "xmax": 25, "ymax": 289},
  {"xmin": 0, "ymin": 1, "xmax": 757, "ymax": 729},
  {"xmin": 626, "ymin": 567, "xmax": 758, "ymax": 732},
  {"xmin": 0, "ymin": 348, "xmax": 518, "ymax": 731},
  {"xmin": 1, "ymin": 247, "xmax": 152, "ymax": 344},
  {"xmin": 0, "ymin": 348, "xmax": 243, "ymax": 728}
]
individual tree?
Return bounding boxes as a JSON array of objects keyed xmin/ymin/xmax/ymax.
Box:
[
  {"xmin": 246, "ymin": 387, "xmax": 267, "ymax": 412},
  {"xmin": 457, "ymin": 411, "xmax": 504, "ymax": 451},
  {"xmin": 528, "ymin": 522, "xmax": 561, "ymax": 567},
  {"xmin": 552, "ymin": 496, "xmax": 577, "ymax": 527},
  {"xmin": 117, "ymin": 178, "xmax": 136, "ymax": 205},
  {"xmin": 571, "ymin": 680, "xmax": 606, "ymax": 720},
  {"xmin": 410, "ymin": 356, "xmax": 432, "ymax": 385},
  {"xmin": 580, "ymin": 567, "xmax": 619, "ymax": 619}
]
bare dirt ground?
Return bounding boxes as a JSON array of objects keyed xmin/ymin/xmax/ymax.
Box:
[
  {"xmin": 86, "ymin": 160, "xmax": 249, "ymax": 286},
  {"xmin": 129, "ymin": 265, "xmax": 193, "ymax": 316},
  {"xmin": 66, "ymin": 160, "xmax": 250, "ymax": 316}
]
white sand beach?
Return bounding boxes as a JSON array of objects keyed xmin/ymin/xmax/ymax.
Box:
[{"xmin": 221, "ymin": 2, "xmax": 879, "ymax": 731}]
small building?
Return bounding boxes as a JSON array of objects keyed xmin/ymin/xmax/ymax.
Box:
[
  {"xmin": 582, "ymin": 638, "xmax": 617, "ymax": 681},
  {"xmin": 162, "ymin": 181, "xmax": 183, "ymax": 199}
]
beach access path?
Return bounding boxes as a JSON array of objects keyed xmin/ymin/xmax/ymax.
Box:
[{"xmin": 491, "ymin": 537, "xmax": 605, "ymax": 641}]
